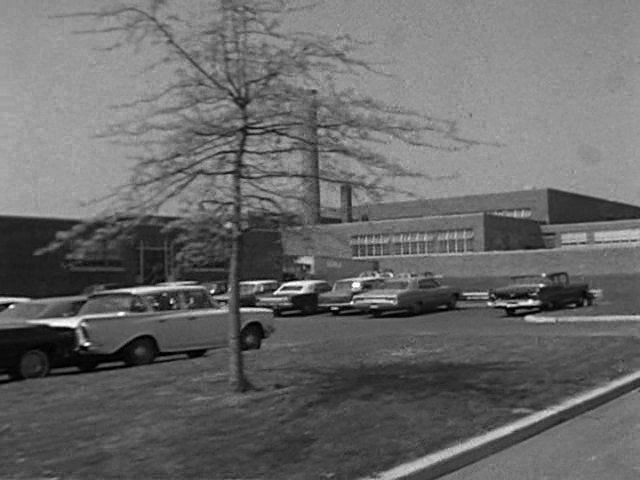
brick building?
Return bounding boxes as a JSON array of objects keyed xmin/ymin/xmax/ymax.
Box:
[
  {"xmin": 0, "ymin": 215, "xmax": 282, "ymax": 297},
  {"xmin": 283, "ymin": 188, "xmax": 640, "ymax": 279}
]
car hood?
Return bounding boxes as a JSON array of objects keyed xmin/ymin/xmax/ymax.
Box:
[
  {"xmin": 493, "ymin": 285, "xmax": 542, "ymax": 296},
  {"xmin": 27, "ymin": 312, "xmax": 124, "ymax": 328}
]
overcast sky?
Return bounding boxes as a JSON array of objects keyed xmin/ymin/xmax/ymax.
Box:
[{"xmin": 1, "ymin": 0, "xmax": 639, "ymax": 218}]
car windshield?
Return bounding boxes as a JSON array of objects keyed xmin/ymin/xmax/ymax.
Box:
[
  {"xmin": 381, "ymin": 280, "xmax": 409, "ymax": 290},
  {"xmin": 278, "ymin": 285, "xmax": 304, "ymax": 292},
  {"xmin": 510, "ymin": 275, "xmax": 551, "ymax": 286},
  {"xmin": 0, "ymin": 302, "xmax": 48, "ymax": 320},
  {"xmin": 79, "ymin": 294, "xmax": 140, "ymax": 315},
  {"xmin": 332, "ymin": 280, "xmax": 355, "ymax": 292},
  {"xmin": 239, "ymin": 284, "xmax": 257, "ymax": 295}
]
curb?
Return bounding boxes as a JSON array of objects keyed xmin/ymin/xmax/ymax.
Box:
[
  {"xmin": 360, "ymin": 370, "xmax": 640, "ymax": 480},
  {"xmin": 525, "ymin": 314, "xmax": 640, "ymax": 323}
]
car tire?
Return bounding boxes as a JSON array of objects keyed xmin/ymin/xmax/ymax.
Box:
[
  {"xmin": 187, "ymin": 350, "xmax": 207, "ymax": 359},
  {"xmin": 331, "ymin": 309, "xmax": 340, "ymax": 316},
  {"xmin": 240, "ymin": 325, "xmax": 263, "ymax": 350},
  {"xmin": 273, "ymin": 309, "xmax": 282, "ymax": 317},
  {"xmin": 505, "ymin": 308, "xmax": 517, "ymax": 317},
  {"xmin": 123, "ymin": 338, "xmax": 157, "ymax": 367},
  {"xmin": 446, "ymin": 296, "xmax": 458, "ymax": 310},
  {"xmin": 13, "ymin": 349, "xmax": 50, "ymax": 380}
]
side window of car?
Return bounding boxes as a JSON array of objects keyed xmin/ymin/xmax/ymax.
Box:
[
  {"xmin": 183, "ymin": 290, "xmax": 212, "ymax": 310},
  {"xmin": 418, "ymin": 279, "xmax": 437, "ymax": 289},
  {"xmin": 148, "ymin": 292, "xmax": 181, "ymax": 311},
  {"xmin": 130, "ymin": 296, "xmax": 148, "ymax": 313},
  {"xmin": 319, "ymin": 283, "xmax": 331, "ymax": 293}
]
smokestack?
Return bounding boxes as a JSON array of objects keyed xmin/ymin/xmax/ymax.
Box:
[
  {"xmin": 300, "ymin": 89, "xmax": 320, "ymax": 225},
  {"xmin": 340, "ymin": 183, "xmax": 353, "ymax": 223}
]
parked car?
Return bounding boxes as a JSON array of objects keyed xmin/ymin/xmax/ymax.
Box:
[
  {"xmin": 487, "ymin": 271, "xmax": 593, "ymax": 316},
  {"xmin": 0, "ymin": 321, "xmax": 76, "ymax": 380},
  {"xmin": 32, "ymin": 285, "xmax": 275, "ymax": 369},
  {"xmin": 352, "ymin": 276, "xmax": 461, "ymax": 317},
  {"xmin": 0, "ymin": 296, "xmax": 30, "ymax": 312},
  {"xmin": 214, "ymin": 280, "xmax": 280, "ymax": 307},
  {"xmin": 0, "ymin": 295, "xmax": 87, "ymax": 321},
  {"xmin": 256, "ymin": 280, "xmax": 332, "ymax": 316},
  {"xmin": 202, "ymin": 280, "xmax": 228, "ymax": 296},
  {"xmin": 318, "ymin": 276, "xmax": 386, "ymax": 315}
]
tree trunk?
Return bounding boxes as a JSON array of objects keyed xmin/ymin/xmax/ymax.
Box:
[{"xmin": 228, "ymin": 122, "xmax": 250, "ymax": 392}]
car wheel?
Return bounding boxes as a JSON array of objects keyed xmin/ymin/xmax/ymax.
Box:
[
  {"xmin": 331, "ymin": 309, "xmax": 340, "ymax": 316},
  {"xmin": 273, "ymin": 309, "xmax": 282, "ymax": 317},
  {"xmin": 240, "ymin": 325, "xmax": 263, "ymax": 350},
  {"xmin": 371, "ymin": 310, "xmax": 382, "ymax": 318},
  {"xmin": 187, "ymin": 349, "xmax": 207, "ymax": 359},
  {"xmin": 123, "ymin": 338, "xmax": 157, "ymax": 367},
  {"xmin": 446, "ymin": 296, "xmax": 458, "ymax": 310},
  {"xmin": 77, "ymin": 359, "xmax": 100, "ymax": 373},
  {"xmin": 14, "ymin": 349, "xmax": 50, "ymax": 380},
  {"xmin": 505, "ymin": 308, "xmax": 517, "ymax": 317}
]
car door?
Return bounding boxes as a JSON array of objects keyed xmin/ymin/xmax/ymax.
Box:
[
  {"xmin": 181, "ymin": 289, "xmax": 228, "ymax": 349},
  {"xmin": 143, "ymin": 290, "xmax": 197, "ymax": 352},
  {"xmin": 418, "ymin": 278, "xmax": 444, "ymax": 308}
]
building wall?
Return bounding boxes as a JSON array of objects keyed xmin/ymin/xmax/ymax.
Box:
[
  {"xmin": 282, "ymin": 214, "xmax": 489, "ymax": 258},
  {"xmin": 484, "ymin": 215, "xmax": 545, "ymax": 251},
  {"xmin": 547, "ymin": 189, "xmax": 640, "ymax": 224},
  {"xmin": 351, "ymin": 189, "xmax": 549, "ymax": 222},
  {"xmin": 376, "ymin": 246, "xmax": 640, "ymax": 279},
  {"xmin": 0, "ymin": 216, "xmax": 138, "ymax": 297}
]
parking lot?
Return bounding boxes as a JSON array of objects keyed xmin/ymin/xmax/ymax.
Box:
[{"xmin": 2, "ymin": 304, "xmax": 640, "ymax": 480}]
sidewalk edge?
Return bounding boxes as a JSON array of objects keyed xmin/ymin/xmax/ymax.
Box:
[{"xmin": 361, "ymin": 370, "xmax": 640, "ymax": 480}]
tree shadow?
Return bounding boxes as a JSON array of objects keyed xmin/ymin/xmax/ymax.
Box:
[{"xmin": 295, "ymin": 360, "xmax": 530, "ymax": 408}]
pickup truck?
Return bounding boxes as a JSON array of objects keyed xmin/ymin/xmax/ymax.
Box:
[
  {"xmin": 0, "ymin": 322, "xmax": 76, "ymax": 380},
  {"xmin": 487, "ymin": 272, "xmax": 593, "ymax": 316}
]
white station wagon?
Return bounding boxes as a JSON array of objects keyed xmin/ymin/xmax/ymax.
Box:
[{"xmin": 30, "ymin": 285, "xmax": 274, "ymax": 369}]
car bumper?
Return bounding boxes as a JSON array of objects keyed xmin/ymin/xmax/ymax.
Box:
[
  {"xmin": 488, "ymin": 299, "xmax": 542, "ymax": 309},
  {"xmin": 320, "ymin": 302, "xmax": 354, "ymax": 312},
  {"xmin": 352, "ymin": 302, "xmax": 400, "ymax": 312}
]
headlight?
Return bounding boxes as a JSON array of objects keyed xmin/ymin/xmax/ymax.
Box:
[{"xmin": 351, "ymin": 281, "xmax": 363, "ymax": 291}]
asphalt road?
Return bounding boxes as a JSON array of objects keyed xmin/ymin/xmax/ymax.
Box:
[
  {"xmin": 269, "ymin": 304, "xmax": 640, "ymax": 346},
  {"xmin": 438, "ymin": 388, "xmax": 640, "ymax": 480}
]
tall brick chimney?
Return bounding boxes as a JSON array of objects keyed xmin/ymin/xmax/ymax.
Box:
[{"xmin": 300, "ymin": 89, "xmax": 320, "ymax": 225}]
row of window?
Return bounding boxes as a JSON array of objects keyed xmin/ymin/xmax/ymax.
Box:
[
  {"xmin": 490, "ymin": 208, "xmax": 532, "ymax": 219},
  {"xmin": 350, "ymin": 230, "xmax": 475, "ymax": 258},
  {"xmin": 560, "ymin": 229, "xmax": 640, "ymax": 246}
]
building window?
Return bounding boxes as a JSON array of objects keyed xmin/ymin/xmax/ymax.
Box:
[
  {"xmin": 490, "ymin": 208, "xmax": 532, "ymax": 219},
  {"xmin": 65, "ymin": 240, "xmax": 125, "ymax": 271},
  {"xmin": 593, "ymin": 229, "xmax": 640, "ymax": 245},
  {"xmin": 351, "ymin": 229, "xmax": 474, "ymax": 258},
  {"xmin": 560, "ymin": 232, "xmax": 588, "ymax": 247}
]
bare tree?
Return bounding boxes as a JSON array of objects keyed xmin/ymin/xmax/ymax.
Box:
[{"xmin": 46, "ymin": 0, "xmax": 481, "ymax": 392}]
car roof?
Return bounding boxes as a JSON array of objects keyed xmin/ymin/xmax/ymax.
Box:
[
  {"xmin": 279, "ymin": 280, "xmax": 328, "ymax": 287},
  {"xmin": 90, "ymin": 285, "xmax": 208, "ymax": 297},
  {"xmin": 240, "ymin": 280, "xmax": 279, "ymax": 285},
  {"xmin": 29, "ymin": 295, "xmax": 87, "ymax": 304},
  {"xmin": 335, "ymin": 276, "xmax": 382, "ymax": 282}
]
